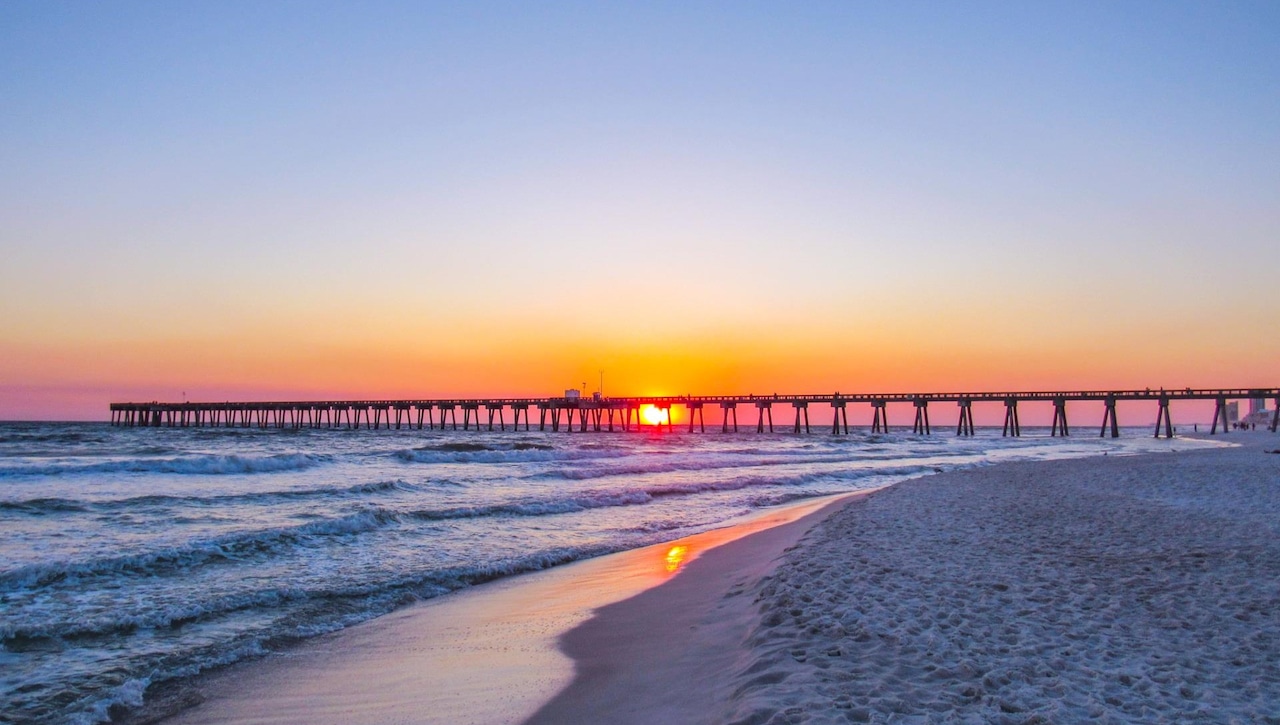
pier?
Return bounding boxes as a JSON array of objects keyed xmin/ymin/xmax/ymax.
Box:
[{"xmin": 110, "ymin": 388, "xmax": 1280, "ymax": 437}]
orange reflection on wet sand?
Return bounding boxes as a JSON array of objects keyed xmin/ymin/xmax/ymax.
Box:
[{"xmin": 664, "ymin": 545, "xmax": 690, "ymax": 573}]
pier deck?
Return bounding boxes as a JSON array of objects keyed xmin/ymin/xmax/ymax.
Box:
[{"xmin": 110, "ymin": 388, "xmax": 1280, "ymax": 437}]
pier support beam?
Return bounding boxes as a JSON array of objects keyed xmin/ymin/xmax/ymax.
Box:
[
  {"xmin": 1051, "ymin": 398, "xmax": 1070, "ymax": 437},
  {"xmin": 792, "ymin": 402, "xmax": 810, "ymax": 434},
  {"xmin": 755, "ymin": 402, "xmax": 773, "ymax": 433},
  {"xmin": 1210, "ymin": 397, "xmax": 1229, "ymax": 434},
  {"xmin": 912, "ymin": 400, "xmax": 931, "ymax": 435},
  {"xmin": 511, "ymin": 405, "xmax": 529, "ymax": 431},
  {"xmin": 1002, "ymin": 399, "xmax": 1021, "ymax": 437},
  {"xmin": 486, "ymin": 404, "xmax": 505, "ymax": 431},
  {"xmin": 1100, "ymin": 398, "xmax": 1119, "ymax": 438},
  {"xmin": 1272, "ymin": 396, "xmax": 1279, "ymax": 433},
  {"xmin": 1154, "ymin": 397, "xmax": 1174, "ymax": 438},
  {"xmin": 688, "ymin": 403, "xmax": 705, "ymax": 433},
  {"xmin": 721, "ymin": 403, "xmax": 738, "ymax": 433},
  {"xmin": 437, "ymin": 405, "xmax": 456, "ymax": 430},
  {"xmin": 956, "ymin": 400, "xmax": 974, "ymax": 436},
  {"xmin": 830, "ymin": 399, "xmax": 848, "ymax": 435},
  {"xmin": 871, "ymin": 401, "xmax": 888, "ymax": 433}
]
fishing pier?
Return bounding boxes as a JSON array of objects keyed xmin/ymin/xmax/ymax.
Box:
[{"xmin": 110, "ymin": 388, "xmax": 1280, "ymax": 437}]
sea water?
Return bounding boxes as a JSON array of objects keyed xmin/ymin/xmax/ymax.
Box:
[{"xmin": 0, "ymin": 421, "xmax": 1189, "ymax": 724}]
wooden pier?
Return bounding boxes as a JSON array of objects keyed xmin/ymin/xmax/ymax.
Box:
[{"xmin": 110, "ymin": 388, "xmax": 1280, "ymax": 437}]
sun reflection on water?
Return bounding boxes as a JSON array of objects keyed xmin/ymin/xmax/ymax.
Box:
[{"xmin": 664, "ymin": 545, "xmax": 689, "ymax": 573}]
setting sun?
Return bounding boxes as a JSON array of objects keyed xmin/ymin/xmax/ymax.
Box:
[{"xmin": 641, "ymin": 405, "xmax": 669, "ymax": 426}]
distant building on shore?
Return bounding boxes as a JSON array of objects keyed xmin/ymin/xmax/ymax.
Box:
[{"xmin": 1237, "ymin": 398, "xmax": 1272, "ymax": 427}]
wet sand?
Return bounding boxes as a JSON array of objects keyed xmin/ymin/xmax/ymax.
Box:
[{"xmin": 153, "ymin": 492, "xmax": 862, "ymax": 725}]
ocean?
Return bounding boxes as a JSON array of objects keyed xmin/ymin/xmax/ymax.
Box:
[{"xmin": 0, "ymin": 421, "xmax": 1189, "ymax": 724}]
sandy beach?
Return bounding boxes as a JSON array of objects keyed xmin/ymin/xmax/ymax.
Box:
[
  {"xmin": 535, "ymin": 434, "xmax": 1280, "ymax": 724},
  {"xmin": 147, "ymin": 434, "xmax": 1280, "ymax": 725}
]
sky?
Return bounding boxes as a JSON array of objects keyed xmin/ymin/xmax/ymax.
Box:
[{"xmin": 2, "ymin": 1, "xmax": 1278, "ymax": 421}]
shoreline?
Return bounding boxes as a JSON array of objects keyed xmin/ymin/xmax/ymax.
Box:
[
  {"xmin": 137, "ymin": 434, "xmax": 1263, "ymax": 724},
  {"xmin": 145, "ymin": 490, "xmax": 868, "ymax": 725}
]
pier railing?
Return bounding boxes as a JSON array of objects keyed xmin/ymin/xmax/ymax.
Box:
[{"xmin": 110, "ymin": 388, "xmax": 1280, "ymax": 437}]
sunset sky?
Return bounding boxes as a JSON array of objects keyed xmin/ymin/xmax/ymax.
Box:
[{"xmin": 2, "ymin": 1, "xmax": 1278, "ymax": 421}]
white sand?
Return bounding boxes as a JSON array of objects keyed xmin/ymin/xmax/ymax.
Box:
[
  {"xmin": 530, "ymin": 436, "xmax": 1280, "ymax": 724},
  {"xmin": 723, "ymin": 437, "xmax": 1280, "ymax": 723}
]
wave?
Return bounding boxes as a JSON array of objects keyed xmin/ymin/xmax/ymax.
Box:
[
  {"xmin": 745, "ymin": 491, "xmax": 827, "ymax": 508},
  {"xmin": 1, "ymin": 461, "xmax": 945, "ymax": 594},
  {"xmin": 399, "ymin": 465, "xmax": 927, "ymax": 523},
  {"xmin": 412, "ymin": 442, "xmax": 555, "ymax": 453},
  {"xmin": 393, "ymin": 446, "xmax": 630, "ymax": 464},
  {"xmin": 0, "ymin": 509, "xmax": 399, "ymax": 592},
  {"xmin": 527, "ymin": 453, "xmax": 876, "ymax": 480},
  {"xmin": 0, "ymin": 430, "xmax": 106, "ymax": 445},
  {"xmin": 0, "ymin": 497, "xmax": 91, "ymax": 514},
  {"xmin": 404, "ymin": 490, "xmax": 654, "ymax": 521},
  {"xmin": 0, "ymin": 480, "xmax": 417, "ymax": 516},
  {"xmin": 27, "ymin": 538, "xmax": 633, "ymax": 725},
  {"xmin": 0, "ymin": 452, "xmax": 333, "ymax": 477},
  {"xmin": 2, "ymin": 535, "xmax": 635, "ymax": 650},
  {"xmin": 530, "ymin": 447, "xmax": 981, "ymax": 481},
  {"xmin": 3, "ymin": 586, "xmax": 318, "ymax": 645}
]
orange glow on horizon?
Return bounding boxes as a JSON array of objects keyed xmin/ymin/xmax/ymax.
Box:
[{"xmin": 2, "ymin": 313, "xmax": 1277, "ymax": 422}]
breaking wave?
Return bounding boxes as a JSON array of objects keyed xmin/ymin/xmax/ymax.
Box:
[
  {"xmin": 0, "ymin": 509, "xmax": 398, "ymax": 591},
  {"xmin": 0, "ymin": 453, "xmax": 333, "ymax": 477},
  {"xmin": 393, "ymin": 446, "xmax": 629, "ymax": 464},
  {"xmin": 0, "ymin": 479, "xmax": 417, "ymax": 516}
]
